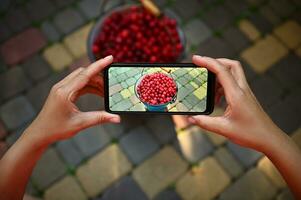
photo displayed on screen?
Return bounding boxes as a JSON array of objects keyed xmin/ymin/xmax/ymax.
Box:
[{"xmin": 108, "ymin": 67, "xmax": 208, "ymax": 112}]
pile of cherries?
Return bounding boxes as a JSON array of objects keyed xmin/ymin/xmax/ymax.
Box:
[
  {"xmin": 137, "ymin": 72, "xmax": 177, "ymax": 105},
  {"xmin": 92, "ymin": 5, "xmax": 183, "ymax": 62}
]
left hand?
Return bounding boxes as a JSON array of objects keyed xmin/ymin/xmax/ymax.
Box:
[{"xmin": 27, "ymin": 55, "xmax": 120, "ymax": 145}]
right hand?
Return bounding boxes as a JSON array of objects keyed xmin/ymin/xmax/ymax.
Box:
[{"xmin": 189, "ymin": 55, "xmax": 283, "ymax": 153}]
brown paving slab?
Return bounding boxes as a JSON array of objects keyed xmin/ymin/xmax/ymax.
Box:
[
  {"xmin": 69, "ymin": 55, "xmax": 91, "ymax": 71},
  {"xmin": 239, "ymin": 19, "xmax": 261, "ymax": 41},
  {"xmin": 274, "ymin": 20, "xmax": 301, "ymax": 49},
  {"xmin": 176, "ymin": 156, "xmax": 231, "ymax": 200},
  {"xmin": 0, "ymin": 28, "xmax": 46, "ymax": 65},
  {"xmin": 241, "ymin": 35, "xmax": 288, "ymax": 73},
  {"xmin": 296, "ymin": 46, "xmax": 301, "ymax": 58}
]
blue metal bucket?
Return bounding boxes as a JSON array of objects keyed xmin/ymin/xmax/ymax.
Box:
[{"xmin": 135, "ymin": 74, "xmax": 178, "ymax": 112}]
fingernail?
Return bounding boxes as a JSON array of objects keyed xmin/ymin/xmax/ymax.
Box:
[
  {"xmin": 192, "ymin": 55, "xmax": 202, "ymax": 59},
  {"xmin": 188, "ymin": 116, "xmax": 196, "ymax": 124},
  {"xmin": 104, "ymin": 55, "xmax": 113, "ymax": 60},
  {"xmin": 109, "ymin": 116, "xmax": 120, "ymax": 123}
]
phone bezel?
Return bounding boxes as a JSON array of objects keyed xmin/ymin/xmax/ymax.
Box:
[{"xmin": 104, "ymin": 63, "xmax": 215, "ymax": 115}]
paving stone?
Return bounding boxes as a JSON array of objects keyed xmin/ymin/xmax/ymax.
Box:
[
  {"xmin": 154, "ymin": 189, "xmax": 181, "ymax": 200},
  {"xmin": 111, "ymin": 98, "xmax": 132, "ymax": 111},
  {"xmin": 239, "ymin": 19, "xmax": 261, "ymax": 41},
  {"xmin": 76, "ymin": 93, "xmax": 104, "ymax": 111},
  {"xmin": 0, "ymin": 121, "xmax": 7, "ymax": 140},
  {"xmin": 64, "ymin": 23, "xmax": 93, "ymax": 59},
  {"xmin": 246, "ymin": 0, "xmax": 265, "ymax": 6},
  {"xmin": 0, "ymin": 96, "xmax": 36, "ymax": 131},
  {"xmin": 76, "ymin": 144, "xmax": 132, "ymax": 198},
  {"xmin": 198, "ymin": 37, "xmax": 236, "ymax": 58},
  {"xmin": 267, "ymin": 0, "xmax": 296, "ymax": 18},
  {"xmin": 26, "ymin": 70, "xmax": 68, "ymax": 111},
  {"xmin": 214, "ymin": 147, "xmax": 243, "ymax": 179},
  {"xmin": 53, "ymin": 8, "xmax": 85, "ymax": 35},
  {"xmin": 257, "ymin": 156, "xmax": 286, "ymax": 189},
  {"xmin": 224, "ymin": 0, "xmax": 249, "ymax": 16},
  {"xmin": 276, "ymin": 188, "xmax": 294, "ymax": 200},
  {"xmin": 5, "ymin": 122, "xmax": 29, "ymax": 146},
  {"xmin": 226, "ymin": 141, "xmax": 262, "ymax": 168},
  {"xmin": 176, "ymin": 126, "xmax": 214, "ymax": 163},
  {"xmin": 44, "ymin": 176, "xmax": 87, "ymax": 200},
  {"xmin": 69, "ymin": 55, "xmax": 91, "ymax": 71},
  {"xmin": 250, "ymin": 75, "xmax": 283, "ymax": 110},
  {"xmin": 23, "ymin": 194, "xmax": 41, "ymax": 200},
  {"xmin": 205, "ymin": 130, "xmax": 227, "ymax": 146},
  {"xmin": 274, "ymin": 20, "xmax": 301, "ymax": 50},
  {"xmin": 219, "ymin": 168, "xmax": 277, "ymax": 200},
  {"xmin": 171, "ymin": 0, "xmax": 203, "ymax": 21},
  {"xmin": 241, "ymin": 35, "xmax": 288, "ymax": 73},
  {"xmin": 176, "ymin": 157, "xmax": 231, "ymax": 200},
  {"xmin": 102, "ymin": 123, "xmax": 126, "ymax": 139},
  {"xmin": 73, "ymin": 125, "xmax": 111, "ymax": 157},
  {"xmin": 41, "ymin": 21, "xmax": 61, "ymax": 42},
  {"xmin": 283, "ymin": 87, "xmax": 301, "ymax": 116},
  {"xmin": 120, "ymin": 126, "xmax": 160, "ymax": 164},
  {"xmin": 267, "ymin": 100, "xmax": 300, "ymax": 134},
  {"xmin": 292, "ymin": 128, "xmax": 301, "ymax": 150},
  {"xmin": 296, "ymin": 46, "xmax": 301, "ymax": 58},
  {"xmin": 248, "ymin": 13, "xmax": 274, "ymax": 34},
  {"xmin": 0, "ymin": 28, "xmax": 47, "ymax": 65},
  {"xmin": 133, "ymin": 146, "xmax": 188, "ymax": 199},
  {"xmin": 53, "ymin": 0, "xmax": 75, "ymax": 8},
  {"xmin": 236, "ymin": 58, "xmax": 258, "ymax": 82},
  {"xmin": 223, "ymin": 27, "xmax": 250, "ymax": 53},
  {"xmin": 184, "ymin": 19, "xmax": 212, "ymax": 46},
  {"xmin": 4, "ymin": 7, "xmax": 30, "ymax": 32},
  {"xmin": 31, "ymin": 148, "xmax": 66, "ymax": 190},
  {"xmin": 78, "ymin": 0, "xmax": 102, "ymax": 20},
  {"xmin": 0, "ymin": 22, "xmax": 11, "ymax": 43},
  {"xmin": 102, "ymin": 176, "xmax": 148, "ymax": 200},
  {"xmin": 260, "ymin": 5, "xmax": 281, "ymax": 26},
  {"xmin": 56, "ymin": 139, "xmax": 84, "ymax": 167},
  {"xmin": 25, "ymin": 180, "xmax": 39, "ymax": 196},
  {"xmin": 43, "ymin": 43, "xmax": 73, "ymax": 71},
  {"xmin": 26, "ymin": 0, "xmax": 55, "ymax": 21},
  {"xmin": 146, "ymin": 115, "xmax": 176, "ymax": 144},
  {"xmin": 203, "ymin": 6, "xmax": 234, "ymax": 30},
  {"xmin": 22, "ymin": 54, "xmax": 51, "ymax": 82},
  {"xmin": 269, "ymin": 54, "xmax": 301, "ymax": 89},
  {"xmin": 0, "ymin": 66, "xmax": 31, "ymax": 101}
]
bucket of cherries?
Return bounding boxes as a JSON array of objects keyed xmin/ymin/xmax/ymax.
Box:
[
  {"xmin": 135, "ymin": 70, "xmax": 178, "ymax": 111},
  {"xmin": 87, "ymin": 0, "xmax": 185, "ymax": 62}
]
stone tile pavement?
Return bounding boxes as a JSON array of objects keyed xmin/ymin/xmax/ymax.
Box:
[{"xmin": 0, "ymin": 0, "xmax": 300, "ymax": 199}]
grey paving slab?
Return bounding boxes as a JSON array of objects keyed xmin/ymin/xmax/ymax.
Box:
[
  {"xmin": 198, "ymin": 37, "xmax": 236, "ymax": 58},
  {"xmin": 276, "ymin": 188, "xmax": 294, "ymax": 200},
  {"xmin": 219, "ymin": 168, "xmax": 277, "ymax": 200},
  {"xmin": 0, "ymin": 96, "xmax": 36, "ymax": 131},
  {"xmin": 223, "ymin": 27, "xmax": 250, "ymax": 53},
  {"xmin": 203, "ymin": 5, "xmax": 234, "ymax": 30},
  {"xmin": 119, "ymin": 126, "xmax": 160, "ymax": 164},
  {"xmin": 53, "ymin": 0, "xmax": 76, "ymax": 8},
  {"xmin": 267, "ymin": 0, "xmax": 296, "ymax": 18},
  {"xmin": 76, "ymin": 94, "xmax": 104, "ymax": 111},
  {"xmin": 102, "ymin": 176, "xmax": 148, "ymax": 200},
  {"xmin": 73, "ymin": 125, "xmax": 111, "ymax": 157},
  {"xmin": 102, "ymin": 123, "xmax": 126, "ymax": 139},
  {"xmin": 78, "ymin": 0, "xmax": 102, "ymax": 20},
  {"xmin": 269, "ymin": 54, "xmax": 301, "ymax": 89},
  {"xmin": 259, "ymin": 5, "xmax": 282, "ymax": 26},
  {"xmin": 111, "ymin": 98, "xmax": 132, "ymax": 111},
  {"xmin": 146, "ymin": 115, "xmax": 176, "ymax": 144},
  {"xmin": 41, "ymin": 21, "xmax": 61, "ymax": 42},
  {"xmin": 154, "ymin": 189, "xmax": 182, "ymax": 200},
  {"xmin": 214, "ymin": 147, "xmax": 243, "ymax": 179},
  {"xmin": 250, "ymin": 75, "xmax": 283, "ymax": 110},
  {"xmin": 248, "ymin": 13, "xmax": 273, "ymax": 34},
  {"xmin": 22, "ymin": 54, "xmax": 51, "ymax": 82},
  {"xmin": 31, "ymin": 148, "xmax": 66, "ymax": 190},
  {"xmin": 56, "ymin": 139, "xmax": 84, "ymax": 167},
  {"xmin": 0, "ymin": 66, "xmax": 31, "ymax": 101},
  {"xmin": 4, "ymin": 8, "xmax": 30, "ymax": 32},
  {"xmin": 184, "ymin": 94, "xmax": 200, "ymax": 108},
  {"xmin": 0, "ymin": 21, "xmax": 11, "ymax": 43},
  {"xmin": 26, "ymin": 0, "xmax": 55, "ymax": 21},
  {"xmin": 184, "ymin": 19, "xmax": 212, "ymax": 46},
  {"xmin": 171, "ymin": 0, "xmax": 203, "ymax": 21},
  {"xmin": 283, "ymin": 87, "xmax": 301, "ymax": 115},
  {"xmin": 226, "ymin": 141, "xmax": 262, "ymax": 168},
  {"xmin": 53, "ymin": 8, "xmax": 85, "ymax": 35},
  {"xmin": 237, "ymin": 58, "xmax": 258, "ymax": 82},
  {"xmin": 224, "ymin": 0, "xmax": 249, "ymax": 16}
]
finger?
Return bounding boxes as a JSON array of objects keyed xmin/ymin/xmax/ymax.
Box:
[
  {"xmin": 188, "ymin": 115, "xmax": 228, "ymax": 137},
  {"xmin": 68, "ymin": 55, "xmax": 113, "ymax": 91},
  {"xmin": 76, "ymin": 111, "xmax": 121, "ymax": 129},
  {"xmin": 192, "ymin": 55, "xmax": 240, "ymax": 102},
  {"xmin": 216, "ymin": 58, "xmax": 248, "ymax": 88}
]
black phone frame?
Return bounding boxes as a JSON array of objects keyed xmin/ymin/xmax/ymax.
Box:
[{"xmin": 104, "ymin": 63, "xmax": 215, "ymax": 115}]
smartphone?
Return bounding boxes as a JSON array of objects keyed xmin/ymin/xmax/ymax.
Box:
[{"xmin": 104, "ymin": 63, "xmax": 215, "ymax": 115}]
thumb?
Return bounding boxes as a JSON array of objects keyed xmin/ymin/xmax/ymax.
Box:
[
  {"xmin": 188, "ymin": 115, "xmax": 225, "ymax": 134},
  {"xmin": 78, "ymin": 111, "xmax": 121, "ymax": 129}
]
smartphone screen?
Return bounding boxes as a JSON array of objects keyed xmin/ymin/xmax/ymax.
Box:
[{"xmin": 104, "ymin": 63, "xmax": 215, "ymax": 114}]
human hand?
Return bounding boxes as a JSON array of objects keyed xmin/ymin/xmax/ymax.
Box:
[
  {"xmin": 27, "ymin": 55, "xmax": 120, "ymax": 145},
  {"xmin": 189, "ymin": 55, "xmax": 283, "ymax": 153}
]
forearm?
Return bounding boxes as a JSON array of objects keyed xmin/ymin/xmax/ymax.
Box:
[
  {"xmin": 0, "ymin": 125, "xmax": 49, "ymax": 200},
  {"xmin": 263, "ymin": 128, "xmax": 301, "ymax": 199}
]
